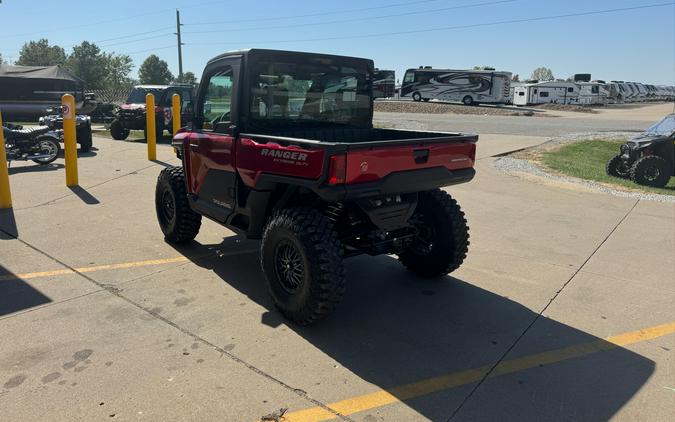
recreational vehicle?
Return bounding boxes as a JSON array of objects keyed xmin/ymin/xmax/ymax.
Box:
[
  {"xmin": 373, "ymin": 69, "xmax": 396, "ymax": 98},
  {"xmin": 512, "ymin": 81, "xmax": 579, "ymax": 106},
  {"xmin": 400, "ymin": 67, "xmax": 512, "ymax": 105},
  {"xmin": 577, "ymin": 82, "xmax": 609, "ymax": 105}
]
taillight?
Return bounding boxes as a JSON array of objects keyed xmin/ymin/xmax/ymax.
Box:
[{"xmin": 327, "ymin": 154, "xmax": 347, "ymax": 185}]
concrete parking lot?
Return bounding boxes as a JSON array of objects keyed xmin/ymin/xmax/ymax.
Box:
[{"xmin": 1, "ymin": 104, "xmax": 674, "ymax": 421}]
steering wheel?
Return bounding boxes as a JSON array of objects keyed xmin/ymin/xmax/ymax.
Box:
[{"xmin": 210, "ymin": 111, "xmax": 230, "ymax": 128}]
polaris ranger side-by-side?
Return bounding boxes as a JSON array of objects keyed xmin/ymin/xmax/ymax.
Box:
[{"xmin": 156, "ymin": 49, "xmax": 478, "ymax": 324}]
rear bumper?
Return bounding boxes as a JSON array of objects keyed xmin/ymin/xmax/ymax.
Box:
[
  {"xmin": 256, "ymin": 166, "xmax": 475, "ymax": 202},
  {"xmin": 337, "ymin": 166, "xmax": 475, "ymax": 200}
]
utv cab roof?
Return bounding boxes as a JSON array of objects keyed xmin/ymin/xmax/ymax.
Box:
[{"xmin": 206, "ymin": 48, "xmax": 373, "ymax": 67}]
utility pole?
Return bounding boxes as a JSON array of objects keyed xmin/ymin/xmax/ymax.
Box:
[{"xmin": 175, "ymin": 9, "xmax": 184, "ymax": 80}]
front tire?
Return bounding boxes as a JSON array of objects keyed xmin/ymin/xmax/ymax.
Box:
[
  {"xmin": 630, "ymin": 155, "xmax": 670, "ymax": 187},
  {"xmin": 155, "ymin": 167, "xmax": 202, "ymax": 243},
  {"xmin": 261, "ymin": 208, "xmax": 345, "ymax": 325},
  {"xmin": 110, "ymin": 120, "xmax": 129, "ymax": 140},
  {"xmin": 606, "ymin": 155, "xmax": 631, "ymax": 178},
  {"xmin": 462, "ymin": 95, "xmax": 474, "ymax": 106},
  {"xmin": 399, "ymin": 189, "xmax": 469, "ymax": 277},
  {"xmin": 412, "ymin": 92, "xmax": 423, "ymax": 102}
]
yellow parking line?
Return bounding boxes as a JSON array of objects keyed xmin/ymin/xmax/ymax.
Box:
[
  {"xmin": 0, "ymin": 256, "xmax": 189, "ymax": 281},
  {"xmin": 0, "ymin": 248, "xmax": 260, "ymax": 282},
  {"xmin": 282, "ymin": 321, "xmax": 675, "ymax": 422}
]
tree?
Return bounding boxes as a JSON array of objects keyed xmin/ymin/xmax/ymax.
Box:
[
  {"xmin": 16, "ymin": 39, "xmax": 66, "ymax": 66},
  {"xmin": 174, "ymin": 71, "xmax": 197, "ymax": 85},
  {"xmin": 139, "ymin": 55, "xmax": 173, "ymax": 85},
  {"xmin": 530, "ymin": 67, "xmax": 555, "ymax": 81},
  {"xmin": 105, "ymin": 53, "xmax": 135, "ymax": 90},
  {"xmin": 512, "ymin": 74, "xmax": 520, "ymax": 82},
  {"xmin": 473, "ymin": 65, "xmax": 495, "ymax": 70},
  {"xmin": 65, "ymin": 41, "xmax": 109, "ymax": 89}
]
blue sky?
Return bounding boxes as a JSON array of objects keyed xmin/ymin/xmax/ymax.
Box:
[{"xmin": 1, "ymin": 0, "xmax": 673, "ymax": 85}]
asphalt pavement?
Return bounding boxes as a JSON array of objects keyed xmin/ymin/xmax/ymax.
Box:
[{"xmin": 0, "ymin": 105, "xmax": 673, "ymax": 421}]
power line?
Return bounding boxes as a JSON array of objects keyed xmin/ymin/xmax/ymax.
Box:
[
  {"xmin": 183, "ymin": 0, "xmax": 447, "ymax": 26},
  {"xmin": 6, "ymin": 10, "xmax": 174, "ymax": 39},
  {"xmin": 93, "ymin": 27, "xmax": 174, "ymax": 44},
  {"xmin": 187, "ymin": 2, "xmax": 674, "ymax": 46},
  {"xmin": 99, "ymin": 33, "xmax": 175, "ymax": 49},
  {"xmin": 123, "ymin": 45, "xmax": 176, "ymax": 56},
  {"xmin": 184, "ymin": 0, "xmax": 517, "ymax": 34},
  {"xmin": 3, "ymin": 0, "xmax": 222, "ymax": 39}
]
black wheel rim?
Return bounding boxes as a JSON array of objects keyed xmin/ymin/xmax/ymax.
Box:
[
  {"xmin": 644, "ymin": 166, "xmax": 660, "ymax": 181},
  {"xmin": 160, "ymin": 190, "xmax": 175, "ymax": 226},
  {"xmin": 410, "ymin": 214, "xmax": 436, "ymax": 255},
  {"xmin": 274, "ymin": 240, "xmax": 304, "ymax": 294}
]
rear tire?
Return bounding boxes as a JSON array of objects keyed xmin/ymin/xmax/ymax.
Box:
[
  {"xmin": 32, "ymin": 136, "xmax": 60, "ymax": 165},
  {"xmin": 155, "ymin": 167, "xmax": 202, "ymax": 243},
  {"xmin": 399, "ymin": 189, "xmax": 469, "ymax": 277},
  {"xmin": 78, "ymin": 124, "xmax": 93, "ymax": 153},
  {"xmin": 606, "ymin": 155, "xmax": 631, "ymax": 178},
  {"xmin": 630, "ymin": 155, "xmax": 670, "ymax": 187},
  {"xmin": 462, "ymin": 95, "xmax": 474, "ymax": 106},
  {"xmin": 110, "ymin": 120, "xmax": 129, "ymax": 140},
  {"xmin": 145, "ymin": 123, "xmax": 164, "ymax": 142},
  {"xmin": 261, "ymin": 208, "xmax": 346, "ymax": 325}
]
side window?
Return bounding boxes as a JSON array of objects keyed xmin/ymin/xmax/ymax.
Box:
[
  {"xmin": 202, "ymin": 67, "xmax": 233, "ymax": 130},
  {"xmin": 179, "ymin": 88, "xmax": 192, "ymax": 111},
  {"xmin": 163, "ymin": 90, "xmax": 176, "ymax": 107},
  {"xmin": 567, "ymin": 87, "xmax": 574, "ymax": 93},
  {"xmin": 540, "ymin": 91, "xmax": 549, "ymax": 97}
]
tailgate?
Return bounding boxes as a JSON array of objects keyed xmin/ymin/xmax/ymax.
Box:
[{"xmin": 344, "ymin": 140, "xmax": 476, "ymax": 184}]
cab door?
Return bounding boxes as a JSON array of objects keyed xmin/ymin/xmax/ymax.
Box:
[{"xmin": 184, "ymin": 58, "xmax": 240, "ymax": 223}]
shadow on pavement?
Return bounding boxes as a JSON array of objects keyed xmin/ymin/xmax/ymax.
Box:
[
  {"xmin": 171, "ymin": 237, "xmax": 655, "ymax": 421},
  {"xmin": 0, "ymin": 266, "xmax": 51, "ymax": 317},
  {"xmin": 0, "ymin": 208, "xmax": 18, "ymax": 239},
  {"xmin": 68, "ymin": 186, "xmax": 100, "ymax": 205},
  {"xmin": 8, "ymin": 163, "xmax": 64, "ymax": 175},
  {"xmin": 151, "ymin": 159, "xmax": 174, "ymax": 168}
]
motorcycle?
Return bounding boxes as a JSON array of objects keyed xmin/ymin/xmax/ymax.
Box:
[
  {"xmin": 3, "ymin": 123, "xmax": 62, "ymax": 166},
  {"xmin": 39, "ymin": 106, "xmax": 93, "ymax": 152}
]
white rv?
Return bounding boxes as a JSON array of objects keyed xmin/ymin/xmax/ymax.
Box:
[
  {"xmin": 400, "ymin": 67, "xmax": 512, "ymax": 105},
  {"xmin": 577, "ymin": 82, "xmax": 609, "ymax": 105},
  {"xmin": 512, "ymin": 81, "xmax": 579, "ymax": 106}
]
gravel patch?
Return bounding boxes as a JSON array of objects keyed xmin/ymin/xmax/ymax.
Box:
[
  {"xmin": 495, "ymin": 132, "xmax": 675, "ymax": 203},
  {"xmin": 537, "ymin": 103, "xmax": 598, "ymax": 113},
  {"xmin": 374, "ymin": 100, "xmax": 538, "ymax": 117}
]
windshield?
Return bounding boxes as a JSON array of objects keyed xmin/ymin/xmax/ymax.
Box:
[
  {"xmin": 643, "ymin": 115, "xmax": 675, "ymax": 136},
  {"xmin": 248, "ymin": 58, "xmax": 371, "ymax": 128},
  {"xmin": 126, "ymin": 88, "xmax": 163, "ymax": 104}
]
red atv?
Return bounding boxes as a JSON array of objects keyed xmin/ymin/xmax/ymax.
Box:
[{"xmin": 155, "ymin": 49, "xmax": 477, "ymax": 324}]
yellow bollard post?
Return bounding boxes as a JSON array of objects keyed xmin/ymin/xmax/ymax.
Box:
[
  {"xmin": 146, "ymin": 93, "xmax": 156, "ymax": 161},
  {"xmin": 172, "ymin": 93, "xmax": 181, "ymax": 137},
  {"xmin": 0, "ymin": 111, "xmax": 13, "ymax": 209},
  {"xmin": 62, "ymin": 94, "xmax": 79, "ymax": 187}
]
